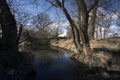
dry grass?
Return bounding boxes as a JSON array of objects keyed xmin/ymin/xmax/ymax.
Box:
[
  {"xmin": 50, "ymin": 38, "xmax": 120, "ymax": 80},
  {"xmin": 50, "ymin": 39, "xmax": 77, "ymax": 53},
  {"xmin": 50, "ymin": 38, "xmax": 120, "ymax": 68},
  {"xmin": 91, "ymin": 51, "xmax": 112, "ymax": 67},
  {"xmin": 90, "ymin": 38, "xmax": 120, "ymax": 50}
]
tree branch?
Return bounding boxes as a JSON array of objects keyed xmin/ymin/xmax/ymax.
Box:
[
  {"xmin": 62, "ymin": 0, "xmax": 65, "ymax": 6},
  {"xmin": 46, "ymin": 0, "xmax": 58, "ymax": 7},
  {"xmin": 9, "ymin": 0, "xmax": 14, "ymax": 6},
  {"xmin": 88, "ymin": 0, "xmax": 100, "ymax": 13},
  {"xmin": 55, "ymin": 0, "xmax": 62, "ymax": 8},
  {"xmin": 19, "ymin": 38, "xmax": 28, "ymax": 43}
]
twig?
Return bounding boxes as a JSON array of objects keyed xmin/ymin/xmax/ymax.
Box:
[
  {"xmin": 88, "ymin": 0, "xmax": 100, "ymax": 13},
  {"xmin": 46, "ymin": 0, "xmax": 58, "ymax": 7}
]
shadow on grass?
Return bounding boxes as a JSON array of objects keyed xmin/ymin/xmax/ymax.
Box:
[
  {"xmin": 85, "ymin": 47, "xmax": 120, "ymax": 80},
  {"xmin": 0, "ymin": 51, "xmax": 36, "ymax": 80},
  {"xmin": 93, "ymin": 48, "xmax": 120, "ymax": 56},
  {"xmin": 93, "ymin": 47, "xmax": 120, "ymax": 65},
  {"xmin": 73, "ymin": 59, "xmax": 120, "ymax": 80}
]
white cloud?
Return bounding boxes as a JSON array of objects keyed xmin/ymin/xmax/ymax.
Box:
[
  {"xmin": 48, "ymin": 22, "xmax": 69, "ymax": 37},
  {"xmin": 58, "ymin": 31, "xmax": 67, "ymax": 37},
  {"xmin": 61, "ymin": 21, "xmax": 70, "ymax": 28},
  {"xmin": 109, "ymin": 25, "xmax": 117, "ymax": 30},
  {"xmin": 49, "ymin": 22, "xmax": 60, "ymax": 28},
  {"xmin": 112, "ymin": 14, "xmax": 118, "ymax": 20},
  {"xmin": 107, "ymin": 25, "xmax": 120, "ymax": 37}
]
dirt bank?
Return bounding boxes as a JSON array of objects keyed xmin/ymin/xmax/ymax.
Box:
[
  {"xmin": 50, "ymin": 38, "xmax": 120, "ymax": 79},
  {"xmin": 50, "ymin": 38, "xmax": 120, "ymax": 68}
]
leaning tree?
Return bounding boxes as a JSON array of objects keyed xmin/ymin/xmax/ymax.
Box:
[
  {"xmin": 47, "ymin": 0, "xmax": 100, "ymax": 63},
  {"xmin": 0, "ymin": 0, "xmax": 18, "ymax": 53}
]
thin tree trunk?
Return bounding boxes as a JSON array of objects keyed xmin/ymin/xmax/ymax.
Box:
[
  {"xmin": 88, "ymin": 5, "xmax": 97, "ymax": 40},
  {"xmin": 95, "ymin": 26, "xmax": 99, "ymax": 39},
  {"xmin": 55, "ymin": 0, "xmax": 83, "ymax": 54},
  {"xmin": 88, "ymin": 0, "xmax": 98, "ymax": 40},
  {"xmin": 17, "ymin": 24, "xmax": 23, "ymax": 45},
  {"xmin": 99, "ymin": 27, "xmax": 102, "ymax": 39}
]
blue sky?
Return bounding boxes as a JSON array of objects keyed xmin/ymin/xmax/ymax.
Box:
[
  {"xmin": 10, "ymin": 0, "xmax": 70, "ymax": 23},
  {"xmin": 10, "ymin": 0, "xmax": 120, "ymax": 21},
  {"xmin": 8, "ymin": 0, "xmax": 120, "ymax": 36}
]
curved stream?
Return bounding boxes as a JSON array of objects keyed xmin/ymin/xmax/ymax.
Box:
[{"xmin": 24, "ymin": 48, "xmax": 80, "ymax": 80}]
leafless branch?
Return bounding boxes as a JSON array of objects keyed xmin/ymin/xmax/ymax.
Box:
[
  {"xmin": 88, "ymin": 0, "xmax": 100, "ymax": 13},
  {"xmin": 62, "ymin": 0, "xmax": 65, "ymax": 6},
  {"xmin": 9, "ymin": 0, "xmax": 14, "ymax": 6},
  {"xmin": 46, "ymin": 0, "xmax": 58, "ymax": 7},
  {"xmin": 19, "ymin": 38, "xmax": 29, "ymax": 43}
]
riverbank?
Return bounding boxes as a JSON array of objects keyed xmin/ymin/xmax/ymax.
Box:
[
  {"xmin": 50, "ymin": 38, "xmax": 120, "ymax": 79},
  {"xmin": 50, "ymin": 39, "xmax": 110, "ymax": 66},
  {"xmin": 50, "ymin": 38, "xmax": 120, "ymax": 53},
  {"xmin": 0, "ymin": 38, "xmax": 119, "ymax": 80},
  {"xmin": 50, "ymin": 39, "xmax": 77, "ymax": 53},
  {"xmin": 0, "ymin": 51, "xmax": 36, "ymax": 80}
]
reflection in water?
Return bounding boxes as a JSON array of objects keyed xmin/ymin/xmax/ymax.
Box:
[{"xmin": 29, "ymin": 48, "xmax": 80, "ymax": 80}]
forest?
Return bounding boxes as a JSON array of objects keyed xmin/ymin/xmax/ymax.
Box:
[{"xmin": 0, "ymin": 0, "xmax": 120, "ymax": 80}]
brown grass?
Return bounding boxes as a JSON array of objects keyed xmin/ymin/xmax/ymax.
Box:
[
  {"xmin": 50, "ymin": 39, "xmax": 77, "ymax": 53},
  {"xmin": 90, "ymin": 38, "xmax": 120, "ymax": 50},
  {"xmin": 50, "ymin": 38, "xmax": 120, "ymax": 68}
]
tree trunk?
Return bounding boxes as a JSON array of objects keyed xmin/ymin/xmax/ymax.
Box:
[
  {"xmin": 80, "ymin": 18, "xmax": 91, "ymax": 60},
  {"xmin": 99, "ymin": 27, "xmax": 102, "ymax": 39},
  {"xmin": 55, "ymin": 0, "xmax": 91, "ymax": 55},
  {"xmin": 103, "ymin": 29, "xmax": 106, "ymax": 38},
  {"xmin": 88, "ymin": 0, "xmax": 98, "ymax": 40},
  {"xmin": 79, "ymin": 0, "xmax": 91, "ymax": 58},
  {"xmin": 0, "ymin": 0, "xmax": 18, "ymax": 53},
  {"xmin": 95, "ymin": 26, "xmax": 99, "ymax": 39},
  {"xmin": 54, "ymin": 0, "xmax": 100, "ymax": 63},
  {"xmin": 17, "ymin": 24, "xmax": 23, "ymax": 45},
  {"xmin": 55, "ymin": 0, "xmax": 83, "ymax": 54},
  {"xmin": 88, "ymin": 5, "xmax": 97, "ymax": 40}
]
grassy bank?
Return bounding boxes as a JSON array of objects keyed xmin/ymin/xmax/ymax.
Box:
[
  {"xmin": 50, "ymin": 38, "xmax": 120, "ymax": 67},
  {"xmin": 50, "ymin": 38, "xmax": 120, "ymax": 79}
]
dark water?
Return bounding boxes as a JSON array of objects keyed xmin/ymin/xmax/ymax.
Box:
[{"xmin": 28, "ymin": 48, "xmax": 80, "ymax": 80}]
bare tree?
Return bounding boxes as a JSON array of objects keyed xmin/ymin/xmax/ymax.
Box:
[
  {"xmin": 116, "ymin": 11, "xmax": 120, "ymax": 31},
  {"xmin": 47, "ymin": 0, "xmax": 100, "ymax": 62},
  {"xmin": 103, "ymin": 16, "xmax": 112, "ymax": 38},
  {"xmin": 7, "ymin": 0, "xmax": 32, "ymax": 45},
  {"xmin": 96, "ymin": 13, "xmax": 113, "ymax": 39},
  {"xmin": 88, "ymin": 0, "xmax": 115, "ymax": 40},
  {"xmin": 31, "ymin": 13, "xmax": 53, "ymax": 38},
  {"xmin": 88, "ymin": 0, "xmax": 98, "ymax": 40},
  {"xmin": 32, "ymin": 13, "xmax": 52, "ymax": 29}
]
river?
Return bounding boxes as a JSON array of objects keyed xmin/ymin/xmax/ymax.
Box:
[{"xmin": 20, "ymin": 46, "xmax": 85, "ymax": 80}]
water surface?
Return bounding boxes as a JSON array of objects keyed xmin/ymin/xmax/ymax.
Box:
[{"xmin": 26, "ymin": 48, "xmax": 80, "ymax": 80}]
